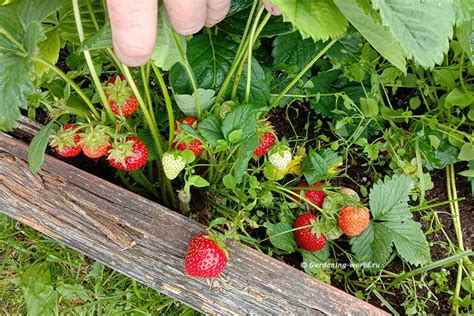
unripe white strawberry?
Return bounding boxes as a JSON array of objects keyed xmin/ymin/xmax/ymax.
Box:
[
  {"xmin": 162, "ymin": 151, "xmax": 186, "ymax": 180},
  {"xmin": 268, "ymin": 145, "xmax": 292, "ymax": 171}
]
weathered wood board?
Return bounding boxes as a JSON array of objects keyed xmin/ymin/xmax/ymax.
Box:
[{"xmin": 0, "ymin": 131, "xmax": 387, "ymax": 315}]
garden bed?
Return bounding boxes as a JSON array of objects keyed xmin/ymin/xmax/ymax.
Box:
[{"xmin": 0, "ymin": 121, "xmax": 386, "ymax": 315}]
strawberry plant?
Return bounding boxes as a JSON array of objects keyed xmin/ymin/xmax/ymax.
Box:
[{"xmin": 1, "ymin": 0, "xmax": 473, "ymax": 314}]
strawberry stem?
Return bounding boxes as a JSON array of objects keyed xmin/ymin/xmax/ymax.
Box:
[
  {"xmin": 151, "ymin": 63, "xmax": 175, "ymax": 149},
  {"xmin": 72, "ymin": 0, "xmax": 116, "ymax": 124}
]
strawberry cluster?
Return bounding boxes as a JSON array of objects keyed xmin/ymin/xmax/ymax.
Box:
[{"xmin": 50, "ymin": 75, "xmax": 148, "ymax": 171}]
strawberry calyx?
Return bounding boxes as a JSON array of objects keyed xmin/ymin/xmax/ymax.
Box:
[
  {"xmin": 204, "ymin": 231, "xmax": 229, "ymax": 258},
  {"xmin": 107, "ymin": 136, "xmax": 137, "ymax": 168},
  {"xmin": 104, "ymin": 75, "xmax": 134, "ymax": 107},
  {"xmin": 78, "ymin": 124, "xmax": 110, "ymax": 153},
  {"xmin": 50, "ymin": 124, "xmax": 81, "ymax": 151}
]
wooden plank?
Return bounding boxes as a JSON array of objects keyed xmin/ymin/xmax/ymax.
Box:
[{"xmin": 0, "ymin": 132, "xmax": 387, "ymax": 315}]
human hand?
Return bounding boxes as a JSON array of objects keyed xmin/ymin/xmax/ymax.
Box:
[{"xmin": 107, "ymin": 0, "xmax": 280, "ymax": 67}]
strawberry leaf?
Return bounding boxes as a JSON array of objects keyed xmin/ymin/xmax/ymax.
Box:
[
  {"xmin": 369, "ymin": 174, "xmax": 414, "ymax": 221},
  {"xmin": 263, "ymin": 222, "xmax": 297, "ymax": 252},
  {"xmin": 381, "ymin": 220, "xmax": 431, "ymax": 266},
  {"xmin": 198, "ymin": 115, "xmax": 224, "ymax": 147},
  {"xmin": 302, "ymin": 148, "xmax": 342, "ymax": 184},
  {"xmin": 28, "ymin": 121, "xmax": 54, "ymax": 174},
  {"xmin": 350, "ymin": 222, "xmax": 393, "ymax": 271},
  {"xmin": 0, "ymin": 0, "xmax": 64, "ymax": 131},
  {"xmin": 300, "ymin": 247, "xmax": 331, "ymax": 283}
]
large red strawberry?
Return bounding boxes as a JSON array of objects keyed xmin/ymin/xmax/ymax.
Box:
[
  {"xmin": 254, "ymin": 121, "xmax": 276, "ymax": 156},
  {"xmin": 294, "ymin": 182, "xmax": 326, "ymax": 209},
  {"xmin": 338, "ymin": 206, "xmax": 370, "ymax": 236},
  {"xmin": 173, "ymin": 117, "xmax": 203, "ymax": 155},
  {"xmin": 50, "ymin": 124, "xmax": 82, "ymax": 157},
  {"xmin": 107, "ymin": 136, "xmax": 148, "ymax": 171},
  {"xmin": 293, "ymin": 213, "xmax": 327, "ymax": 252},
  {"xmin": 104, "ymin": 74, "xmax": 138, "ymax": 117},
  {"xmin": 184, "ymin": 234, "xmax": 228, "ymax": 278},
  {"xmin": 79, "ymin": 125, "xmax": 110, "ymax": 159}
]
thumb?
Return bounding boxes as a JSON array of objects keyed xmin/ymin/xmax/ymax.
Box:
[
  {"xmin": 262, "ymin": 0, "xmax": 281, "ymax": 16},
  {"xmin": 107, "ymin": 0, "xmax": 158, "ymax": 67}
]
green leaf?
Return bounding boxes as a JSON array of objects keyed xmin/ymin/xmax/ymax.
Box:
[
  {"xmin": 263, "ymin": 222, "xmax": 297, "ymax": 252},
  {"xmin": 35, "ymin": 28, "xmax": 60, "ymax": 76},
  {"xmin": 169, "ymin": 33, "xmax": 238, "ymax": 94},
  {"xmin": 14, "ymin": 263, "xmax": 59, "ymax": 316},
  {"xmin": 220, "ymin": 10, "xmax": 293, "ymax": 37},
  {"xmin": 382, "ymin": 220, "xmax": 431, "ymax": 266},
  {"xmin": 188, "ymin": 175, "xmax": 210, "ymax": 188},
  {"xmin": 372, "ymin": 0, "xmax": 455, "ymax": 68},
  {"xmin": 56, "ymin": 284, "xmax": 89, "ymax": 301},
  {"xmin": 445, "ymin": 89, "xmax": 472, "ymax": 108},
  {"xmin": 28, "ymin": 121, "xmax": 54, "ymax": 174},
  {"xmin": 0, "ymin": 1, "xmax": 63, "ymax": 131},
  {"xmin": 350, "ymin": 222, "xmax": 393, "ymax": 270},
  {"xmin": 302, "ymin": 148, "xmax": 343, "ymax": 184},
  {"xmin": 16, "ymin": 0, "xmax": 65, "ymax": 25},
  {"xmin": 235, "ymin": 58, "xmax": 270, "ymax": 106},
  {"xmin": 333, "ymin": 0, "xmax": 406, "ymax": 73},
  {"xmin": 233, "ymin": 135, "xmax": 259, "ymax": 183},
  {"xmin": 0, "ymin": 54, "xmax": 35, "ymax": 131},
  {"xmin": 151, "ymin": 7, "xmax": 185, "ymax": 71},
  {"xmin": 198, "ymin": 115, "xmax": 224, "ymax": 147},
  {"xmin": 300, "ymin": 247, "xmax": 332, "ymax": 283},
  {"xmin": 458, "ymin": 142, "xmax": 474, "ymax": 161},
  {"xmin": 222, "ymin": 174, "xmax": 237, "ymax": 190},
  {"xmin": 453, "ymin": 0, "xmax": 474, "ymax": 25},
  {"xmin": 174, "ymin": 88, "xmax": 215, "ymax": 117},
  {"xmin": 272, "ymin": 0, "xmax": 348, "ymax": 41},
  {"xmin": 368, "ymin": 174, "xmax": 414, "ymax": 221},
  {"xmin": 80, "ymin": 23, "xmax": 112, "ymax": 51},
  {"xmin": 272, "ymin": 32, "xmax": 326, "ymax": 69},
  {"xmin": 459, "ymin": 169, "xmax": 474, "ymax": 177},
  {"xmin": 222, "ymin": 104, "xmax": 258, "ymax": 142}
]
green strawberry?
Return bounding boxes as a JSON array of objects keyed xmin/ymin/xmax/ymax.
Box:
[
  {"xmin": 162, "ymin": 151, "xmax": 186, "ymax": 180},
  {"xmin": 268, "ymin": 144, "xmax": 292, "ymax": 171}
]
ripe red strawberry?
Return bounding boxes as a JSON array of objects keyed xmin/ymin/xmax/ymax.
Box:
[
  {"xmin": 294, "ymin": 182, "xmax": 326, "ymax": 209},
  {"xmin": 338, "ymin": 206, "xmax": 370, "ymax": 236},
  {"xmin": 173, "ymin": 117, "xmax": 204, "ymax": 155},
  {"xmin": 254, "ymin": 121, "xmax": 276, "ymax": 157},
  {"xmin": 105, "ymin": 74, "xmax": 138, "ymax": 117},
  {"xmin": 50, "ymin": 124, "xmax": 82, "ymax": 157},
  {"xmin": 79, "ymin": 125, "xmax": 110, "ymax": 159},
  {"xmin": 254, "ymin": 133, "xmax": 276, "ymax": 156},
  {"xmin": 184, "ymin": 234, "xmax": 228, "ymax": 278},
  {"xmin": 107, "ymin": 136, "xmax": 148, "ymax": 171},
  {"xmin": 293, "ymin": 213, "xmax": 327, "ymax": 252}
]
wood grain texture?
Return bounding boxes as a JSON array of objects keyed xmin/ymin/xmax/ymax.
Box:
[{"xmin": 0, "ymin": 132, "xmax": 388, "ymax": 315}]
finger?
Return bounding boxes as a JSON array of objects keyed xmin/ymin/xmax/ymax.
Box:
[
  {"xmin": 205, "ymin": 0, "xmax": 230, "ymax": 27},
  {"xmin": 163, "ymin": 0, "xmax": 207, "ymax": 35},
  {"xmin": 107, "ymin": 0, "xmax": 158, "ymax": 67},
  {"xmin": 262, "ymin": 0, "xmax": 281, "ymax": 16}
]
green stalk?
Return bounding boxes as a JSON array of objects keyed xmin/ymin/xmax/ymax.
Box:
[
  {"xmin": 32, "ymin": 57, "xmax": 100, "ymax": 119},
  {"xmin": 233, "ymin": 11, "xmax": 271, "ymax": 100},
  {"xmin": 245, "ymin": 6, "xmax": 265, "ymax": 102},
  {"xmin": 141, "ymin": 65, "xmax": 153, "ymax": 111},
  {"xmin": 72, "ymin": 0, "xmax": 116, "ymax": 123},
  {"xmin": 447, "ymin": 164, "xmax": 465, "ymax": 314},
  {"xmin": 122, "ymin": 66, "xmax": 164, "ymax": 156},
  {"xmin": 122, "ymin": 66, "xmax": 176, "ymax": 206},
  {"xmin": 172, "ymin": 31, "xmax": 202, "ymax": 119},
  {"xmin": 387, "ymin": 250, "xmax": 473, "ymax": 288},
  {"xmin": 151, "ymin": 63, "xmax": 175, "ymax": 148},
  {"xmin": 215, "ymin": 0, "xmax": 260, "ymax": 104},
  {"xmin": 269, "ymin": 39, "xmax": 337, "ymax": 110}
]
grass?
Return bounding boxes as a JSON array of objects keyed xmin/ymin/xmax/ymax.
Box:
[{"xmin": 0, "ymin": 214, "xmax": 200, "ymax": 315}]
